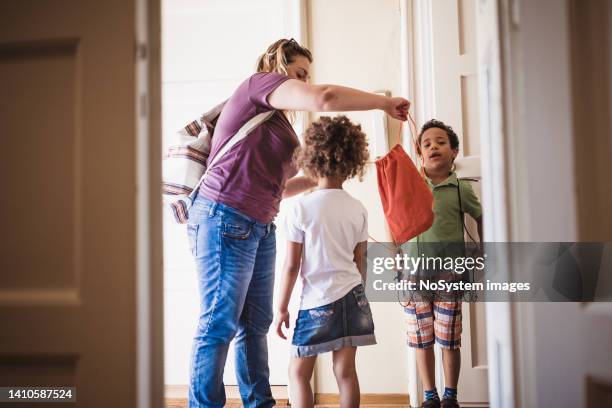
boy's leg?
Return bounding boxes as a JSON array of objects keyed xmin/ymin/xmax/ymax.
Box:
[
  {"xmin": 441, "ymin": 348, "xmax": 461, "ymax": 388},
  {"xmin": 288, "ymin": 355, "xmax": 317, "ymax": 408},
  {"xmin": 332, "ymin": 346, "xmax": 360, "ymax": 408},
  {"xmin": 416, "ymin": 347, "xmax": 437, "ymax": 391},
  {"xmin": 433, "ymin": 301, "xmax": 462, "ymax": 402},
  {"xmin": 405, "ymin": 302, "xmax": 439, "ymax": 402}
]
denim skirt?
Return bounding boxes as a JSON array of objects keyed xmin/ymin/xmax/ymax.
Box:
[{"xmin": 291, "ymin": 284, "xmax": 376, "ymax": 357}]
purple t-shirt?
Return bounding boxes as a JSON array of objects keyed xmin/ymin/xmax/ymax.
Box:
[{"xmin": 199, "ymin": 72, "xmax": 299, "ymax": 223}]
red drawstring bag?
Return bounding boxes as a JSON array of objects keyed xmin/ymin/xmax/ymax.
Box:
[{"xmin": 376, "ymin": 144, "xmax": 434, "ymax": 244}]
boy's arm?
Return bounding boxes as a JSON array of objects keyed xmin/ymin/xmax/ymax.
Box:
[
  {"xmin": 274, "ymin": 241, "xmax": 303, "ymax": 339},
  {"xmin": 353, "ymin": 241, "xmax": 368, "ymax": 284}
]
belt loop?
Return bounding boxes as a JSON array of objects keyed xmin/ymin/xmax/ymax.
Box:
[{"xmin": 208, "ymin": 202, "xmax": 217, "ymax": 217}]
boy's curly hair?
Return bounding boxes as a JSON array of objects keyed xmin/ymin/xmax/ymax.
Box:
[{"xmin": 294, "ymin": 115, "xmax": 369, "ymax": 181}]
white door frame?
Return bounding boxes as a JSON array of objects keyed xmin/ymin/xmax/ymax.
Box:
[
  {"xmin": 476, "ymin": 0, "xmax": 518, "ymax": 406},
  {"xmin": 401, "ymin": 0, "xmax": 433, "ymax": 405},
  {"xmin": 136, "ymin": 0, "xmax": 164, "ymax": 407}
]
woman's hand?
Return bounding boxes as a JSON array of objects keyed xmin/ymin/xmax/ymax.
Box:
[
  {"xmin": 383, "ymin": 97, "xmax": 410, "ymax": 121},
  {"xmin": 274, "ymin": 310, "xmax": 291, "ymax": 340},
  {"xmin": 282, "ymin": 176, "xmax": 317, "ymax": 199}
]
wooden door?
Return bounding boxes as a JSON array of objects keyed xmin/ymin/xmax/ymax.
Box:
[{"xmin": 0, "ymin": 1, "xmax": 162, "ymax": 407}]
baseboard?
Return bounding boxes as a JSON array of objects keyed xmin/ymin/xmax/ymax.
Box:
[
  {"xmin": 315, "ymin": 392, "xmax": 410, "ymax": 405},
  {"xmin": 167, "ymin": 387, "xmax": 492, "ymax": 407}
]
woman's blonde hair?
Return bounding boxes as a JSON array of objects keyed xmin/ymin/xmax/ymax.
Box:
[
  {"xmin": 256, "ymin": 39, "xmax": 312, "ymax": 123},
  {"xmin": 256, "ymin": 38, "xmax": 313, "ymax": 75}
]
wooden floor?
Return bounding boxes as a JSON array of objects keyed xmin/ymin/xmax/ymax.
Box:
[
  {"xmin": 165, "ymin": 400, "xmax": 286, "ymax": 408},
  {"xmin": 166, "ymin": 401, "xmax": 409, "ymax": 408},
  {"xmin": 165, "ymin": 385, "xmax": 289, "ymax": 407},
  {"xmin": 165, "ymin": 385, "xmax": 410, "ymax": 407},
  {"xmin": 165, "ymin": 385, "xmax": 486, "ymax": 407}
]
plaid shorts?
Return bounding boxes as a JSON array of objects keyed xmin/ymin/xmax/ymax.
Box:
[{"xmin": 404, "ymin": 301, "xmax": 462, "ymax": 349}]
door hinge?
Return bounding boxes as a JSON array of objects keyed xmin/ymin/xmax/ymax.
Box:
[
  {"xmin": 135, "ymin": 42, "xmax": 147, "ymax": 60},
  {"xmin": 510, "ymin": 0, "xmax": 520, "ymax": 27},
  {"xmin": 140, "ymin": 93, "xmax": 148, "ymax": 118}
]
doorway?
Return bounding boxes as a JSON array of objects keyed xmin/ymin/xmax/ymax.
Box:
[{"xmin": 161, "ymin": 0, "xmax": 306, "ymax": 403}]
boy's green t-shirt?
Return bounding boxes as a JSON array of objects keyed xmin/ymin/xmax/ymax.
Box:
[
  {"xmin": 413, "ymin": 171, "xmax": 482, "ymax": 243},
  {"xmin": 403, "ymin": 172, "xmax": 482, "ymax": 298}
]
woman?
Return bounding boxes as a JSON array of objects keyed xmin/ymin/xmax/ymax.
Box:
[{"xmin": 188, "ymin": 38, "xmax": 409, "ymax": 408}]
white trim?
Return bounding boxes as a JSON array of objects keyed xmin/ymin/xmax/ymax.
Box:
[
  {"xmin": 287, "ymin": 3, "xmax": 310, "ymax": 401},
  {"xmin": 405, "ymin": 2, "xmax": 436, "ymax": 406},
  {"xmin": 399, "ymin": 0, "xmax": 416, "ymax": 156},
  {"xmin": 136, "ymin": 0, "xmax": 164, "ymax": 407},
  {"xmin": 412, "ymin": 0, "xmax": 436, "ymax": 133},
  {"xmin": 285, "ymin": 0, "xmax": 310, "ymax": 139},
  {"xmin": 477, "ymin": 0, "xmax": 521, "ymax": 407},
  {"xmin": 292, "ymin": 0, "xmax": 309, "ymax": 47}
]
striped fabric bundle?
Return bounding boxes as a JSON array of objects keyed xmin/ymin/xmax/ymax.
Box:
[
  {"xmin": 163, "ymin": 101, "xmax": 224, "ymax": 196},
  {"xmin": 162, "ymin": 101, "xmax": 273, "ymax": 223},
  {"xmin": 162, "ymin": 102, "xmax": 226, "ymax": 223}
]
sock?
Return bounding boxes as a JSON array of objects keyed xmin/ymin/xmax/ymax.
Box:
[
  {"xmin": 424, "ymin": 387, "xmax": 439, "ymax": 401},
  {"xmin": 443, "ymin": 387, "xmax": 458, "ymax": 400}
]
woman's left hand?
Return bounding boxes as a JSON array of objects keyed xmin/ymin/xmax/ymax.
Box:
[{"xmin": 282, "ymin": 176, "xmax": 317, "ymax": 199}]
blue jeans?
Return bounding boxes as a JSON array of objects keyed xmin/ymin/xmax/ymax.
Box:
[{"xmin": 187, "ymin": 196, "xmax": 276, "ymax": 408}]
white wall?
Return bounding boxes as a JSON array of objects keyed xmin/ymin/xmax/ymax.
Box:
[{"xmin": 307, "ymin": 0, "xmax": 410, "ymax": 394}]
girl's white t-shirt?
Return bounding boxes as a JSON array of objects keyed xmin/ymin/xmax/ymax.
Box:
[{"xmin": 283, "ymin": 189, "xmax": 368, "ymax": 310}]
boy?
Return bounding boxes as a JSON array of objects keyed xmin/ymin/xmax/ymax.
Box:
[{"xmin": 406, "ymin": 119, "xmax": 483, "ymax": 408}]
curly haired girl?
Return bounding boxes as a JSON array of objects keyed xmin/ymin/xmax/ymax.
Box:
[{"xmin": 274, "ymin": 115, "xmax": 374, "ymax": 408}]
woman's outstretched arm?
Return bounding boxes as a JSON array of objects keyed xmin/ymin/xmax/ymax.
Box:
[{"xmin": 268, "ymin": 79, "xmax": 410, "ymax": 121}]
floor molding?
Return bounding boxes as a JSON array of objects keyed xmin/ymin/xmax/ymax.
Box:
[
  {"xmin": 315, "ymin": 392, "xmax": 410, "ymax": 405},
  {"xmin": 165, "ymin": 386, "xmax": 487, "ymax": 407}
]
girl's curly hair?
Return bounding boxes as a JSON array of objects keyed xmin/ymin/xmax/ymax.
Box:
[{"xmin": 294, "ymin": 115, "xmax": 369, "ymax": 181}]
